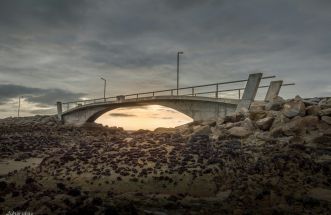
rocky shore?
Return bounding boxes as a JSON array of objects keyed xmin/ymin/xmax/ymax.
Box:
[{"xmin": 0, "ymin": 96, "xmax": 331, "ymax": 214}]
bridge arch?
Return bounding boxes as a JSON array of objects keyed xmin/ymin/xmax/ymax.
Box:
[
  {"xmin": 88, "ymin": 103, "xmax": 195, "ymax": 123},
  {"xmin": 95, "ymin": 105, "xmax": 193, "ymax": 130}
]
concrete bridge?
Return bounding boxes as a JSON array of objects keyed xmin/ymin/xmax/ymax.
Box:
[{"xmin": 57, "ymin": 73, "xmax": 294, "ymax": 126}]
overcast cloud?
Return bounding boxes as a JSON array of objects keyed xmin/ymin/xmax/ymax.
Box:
[{"xmin": 0, "ymin": 0, "xmax": 330, "ymax": 117}]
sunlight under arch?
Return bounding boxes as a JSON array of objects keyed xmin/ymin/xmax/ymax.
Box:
[{"xmin": 95, "ymin": 105, "xmax": 193, "ymax": 131}]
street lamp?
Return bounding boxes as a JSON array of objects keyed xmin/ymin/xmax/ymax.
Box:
[
  {"xmin": 177, "ymin": 51, "xmax": 184, "ymax": 95},
  {"xmin": 17, "ymin": 96, "xmax": 23, "ymax": 117},
  {"xmin": 100, "ymin": 77, "xmax": 106, "ymax": 101}
]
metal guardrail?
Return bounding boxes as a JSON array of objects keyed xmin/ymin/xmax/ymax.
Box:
[
  {"xmin": 191, "ymin": 83, "xmax": 295, "ymax": 98},
  {"xmin": 61, "ymin": 75, "xmax": 294, "ymax": 111}
]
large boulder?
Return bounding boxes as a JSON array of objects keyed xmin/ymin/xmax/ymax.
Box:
[
  {"xmin": 321, "ymin": 116, "xmax": 331, "ymax": 125},
  {"xmin": 270, "ymin": 111, "xmax": 290, "ymax": 130},
  {"xmin": 283, "ymin": 116, "xmax": 319, "ymax": 136},
  {"xmin": 224, "ymin": 112, "xmax": 245, "ymax": 123},
  {"xmin": 191, "ymin": 125, "xmax": 212, "ymax": 136},
  {"xmin": 319, "ymin": 108, "xmax": 331, "ymax": 116},
  {"xmin": 249, "ymin": 110, "xmax": 267, "ymax": 121},
  {"xmin": 265, "ymin": 96, "xmax": 285, "ymax": 111},
  {"xmin": 270, "ymin": 115, "xmax": 319, "ymax": 137},
  {"xmin": 282, "ymin": 99, "xmax": 306, "ymax": 118},
  {"xmin": 256, "ymin": 117, "xmax": 274, "ymax": 131},
  {"xmin": 228, "ymin": 126, "xmax": 252, "ymax": 138},
  {"xmin": 188, "ymin": 125, "xmax": 212, "ymax": 142},
  {"xmin": 318, "ymin": 98, "xmax": 331, "ymax": 109},
  {"xmin": 241, "ymin": 118, "xmax": 255, "ymax": 130},
  {"xmin": 306, "ymin": 105, "xmax": 321, "ymax": 116}
]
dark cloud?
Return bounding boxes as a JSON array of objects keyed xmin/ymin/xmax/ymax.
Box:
[
  {"xmin": 163, "ymin": 0, "xmax": 215, "ymax": 9},
  {"xmin": 0, "ymin": 84, "xmax": 85, "ymax": 106},
  {"xmin": 81, "ymin": 40, "xmax": 174, "ymax": 69},
  {"xmin": 109, "ymin": 113, "xmax": 136, "ymax": 117},
  {"xmin": 0, "ymin": 0, "xmax": 87, "ymax": 29}
]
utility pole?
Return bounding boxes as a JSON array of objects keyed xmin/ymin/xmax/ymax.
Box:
[
  {"xmin": 100, "ymin": 77, "xmax": 106, "ymax": 101},
  {"xmin": 177, "ymin": 51, "xmax": 184, "ymax": 95},
  {"xmin": 17, "ymin": 96, "xmax": 23, "ymax": 117}
]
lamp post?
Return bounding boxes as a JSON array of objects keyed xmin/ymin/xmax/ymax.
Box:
[
  {"xmin": 177, "ymin": 51, "xmax": 184, "ymax": 95},
  {"xmin": 17, "ymin": 96, "xmax": 23, "ymax": 117},
  {"xmin": 100, "ymin": 77, "xmax": 106, "ymax": 101}
]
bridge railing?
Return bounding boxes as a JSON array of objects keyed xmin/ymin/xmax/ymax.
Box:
[{"xmin": 61, "ymin": 75, "xmax": 294, "ymax": 112}]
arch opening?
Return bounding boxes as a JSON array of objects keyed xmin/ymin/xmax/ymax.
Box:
[{"xmin": 95, "ymin": 105, "xmax": 193, "ymax": 131}]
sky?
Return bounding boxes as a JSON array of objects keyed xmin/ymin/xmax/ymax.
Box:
[{"xmin": 0, "ymin": 0, "xmax": 330, "ymax": 129}]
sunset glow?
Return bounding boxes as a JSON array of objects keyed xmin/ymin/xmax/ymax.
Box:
[{"xmin": 95, "ymin": 105, "xmax": 193, "ymax": 130}]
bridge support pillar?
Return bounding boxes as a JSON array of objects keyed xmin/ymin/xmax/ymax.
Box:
[
  {"xmin": 264, "ymin": 80, "xmax": 283, "ymax": 102},
  {"xmin": 236, "ymin": 73, "xmax": 262, "ymax": 111},
  {"xmin": 56, "ymin": 101, "xmax": 63, "ymax": 121}
]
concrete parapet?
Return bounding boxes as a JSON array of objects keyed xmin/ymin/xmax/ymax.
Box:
[
  {"xmin": 236, "ymin": 73, "xmax": 262, "ymax": 111},
  {"xmin": 265, "ymin": 80, "xmax": 283, "ymax": 102}
]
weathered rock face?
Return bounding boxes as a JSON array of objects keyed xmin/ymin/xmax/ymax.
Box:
[{"xmin": 0, "ymin": 96, "xmax": 331, "ymax": 214}]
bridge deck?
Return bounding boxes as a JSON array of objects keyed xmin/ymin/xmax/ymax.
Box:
[{"xmin": 62, "ymin": 95, "xmax": 240, "ymax": 115}]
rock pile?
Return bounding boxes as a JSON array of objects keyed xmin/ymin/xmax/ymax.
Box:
[{"xmin": 0, "ymin": 96, "xmax": 330, "ymax": 214}]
